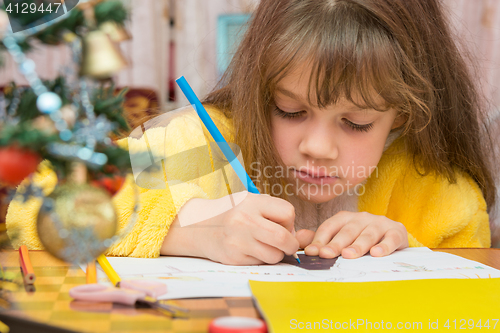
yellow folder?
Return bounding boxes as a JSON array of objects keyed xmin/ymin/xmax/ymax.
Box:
[{"xmin": 250, "ymin": 279, "xmax": 500, "ymax": 332}]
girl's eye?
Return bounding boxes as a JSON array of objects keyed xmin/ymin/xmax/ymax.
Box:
[
  {"xmin": 273, "ymin": 107, "xmax": 305, "ymax": 119},
  {"xmin": 343, "ymin": 119, "xmax": 374, "ymax": 132},
  {"xmin": 274, "ymin": 107, "xmax": 374, "ymax": 132}
]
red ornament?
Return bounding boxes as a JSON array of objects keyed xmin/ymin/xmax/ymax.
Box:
[
  {"xmin": 0, "ymin": 146, "xmax": 41, "ymax": 187},
  {"xmin": 91, "ymin": 174, "xmax": 125, "ymax": 196}
]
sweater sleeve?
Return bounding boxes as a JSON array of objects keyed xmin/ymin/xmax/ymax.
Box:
[
  {"xmin": 388, "ymin": 168, "xmax": 491, "ymax": 249},
  {"xmin": 6, "ymin": 169, "xmax": 208, "ymax": 258},
  {"xmin": 431, "ymin": 176, "xmax": 491, "ymax": 248},
  {"xmin": 407, "ymin": 233, "xmax": 424, "ymax": 247},
  {"xmin": 7, "ymin": 106, "xmax": 234, "ymax": 257},
  {"xmin": 6, "ymin": 160, "xmax": 58, "ymax": 250},
  {"xmin": 359, "ymin": 138, "xmax": 490, "ymax": 249},
  {"xmin": 104, "ymin": 175, "xmax": 208, "ymax": 257}
]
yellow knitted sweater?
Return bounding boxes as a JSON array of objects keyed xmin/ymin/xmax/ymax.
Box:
[{"xmin": 6, "ymin": 106, "xmax": 491, "ymax": 257}]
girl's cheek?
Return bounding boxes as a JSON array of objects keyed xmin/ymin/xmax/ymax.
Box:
[
  {"xmin": 272, "ymin": 122, "xmax": 300, "ymax": 158},
  {"xmin": 341, "ymin": 144, "xmax": 383, "ymax": 183},
  {"xmin": 271, "ymin": 128, "xmax": 287, "ymax": 153}
]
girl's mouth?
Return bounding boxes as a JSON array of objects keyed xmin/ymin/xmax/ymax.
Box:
[{"xmin": 293, "ymin": 168, "xmax": 339, "ymax": 185}]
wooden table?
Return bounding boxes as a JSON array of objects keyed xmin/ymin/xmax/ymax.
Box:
[{"xmin": 0, "ymin": 249, "xmax": 499, "ymax": 333}]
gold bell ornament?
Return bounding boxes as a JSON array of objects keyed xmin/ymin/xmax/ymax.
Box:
[
  {"xmin": 99, "ymin": 21, "xmax": 132, "ymax": 43},
  {"xmin": 80, "ymin": 30, "xmax": 128, "ymax": 79},
  {"xmin": 36, "ymin": 162, "xmax": 118, "ymax": 263}
]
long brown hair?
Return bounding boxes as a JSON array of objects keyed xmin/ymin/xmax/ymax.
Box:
[{"xmin": 204, "ymin": 0, "xmax": 496, "ymax": 211}]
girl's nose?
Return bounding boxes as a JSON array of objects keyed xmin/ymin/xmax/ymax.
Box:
[{"xmin": 298, "ymin": 123, "xmax": 338, "ymax": 161}]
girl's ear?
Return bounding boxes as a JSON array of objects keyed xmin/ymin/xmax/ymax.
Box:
[{"xmin": 391, "ymin": 112, "xmax": 407, "ymax": 130}]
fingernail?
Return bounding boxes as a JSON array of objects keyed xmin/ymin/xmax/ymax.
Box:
[
  {"xmin": 344, "ymin": 248, "xmax": 356, "ymax": 257},
  {"xmin": 372, "ymin": 246, "xmax": 383, "ymax": 256},
  {"xmin": 305, "ymin": 245, "xmax": 317, "ymax": 251},
  {"xmin": 321, "ymin": 247, "xmax": 335, "ymax": 256}
]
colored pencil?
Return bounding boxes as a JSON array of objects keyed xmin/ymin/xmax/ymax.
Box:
[
  {"xmin": 19, "ymin": 245, "xmax": 36, "ymax": 284},
  {"xmin": 86, "ymin": 260, "xmax": 97, "ymax": 284},
  {"xmin": 176, "ymin": 76, "xmax": 300, "ymax": 264},
  {"xmin": 176, "ymin": 76, "xmax": 259, "ymax": 194},
  {"xmin": 291, "ymin": 230, "xmax": 301, "ymax": 264},
  {"xmin": 96, "ymin": 254, "xmax": 121, "ymax": 287}
]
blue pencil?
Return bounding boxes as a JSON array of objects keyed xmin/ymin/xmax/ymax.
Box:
[{"xmin": 175, "ymin": 76, "xmax": 300, "ymax": 264}]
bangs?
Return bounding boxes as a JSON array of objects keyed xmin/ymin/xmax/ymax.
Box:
[{"xmin": 265, "ymin": 1, "xmax": 406, "ymax": 111}]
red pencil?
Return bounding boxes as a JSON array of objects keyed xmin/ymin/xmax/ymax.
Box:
[{"xmin": 19, "ymin": 245, "xmax": 36, "ymax": 284}]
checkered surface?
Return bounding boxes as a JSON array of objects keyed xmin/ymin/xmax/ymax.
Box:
[
  {"xmin": 4, "ymin": 249, "xmax": 497, "ymax": 332},
  {"xmin": 2, "ymin": 265, "xmax": 259, "ymax": 333}
]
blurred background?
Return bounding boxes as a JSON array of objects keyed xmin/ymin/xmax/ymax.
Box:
[
  {"xmin": 1, "ymin": 0, "xmax": 261, "ymax": 113},
  {"xmin": 1, "ymin": 0, "xmax": 498, "ymax": 113}
]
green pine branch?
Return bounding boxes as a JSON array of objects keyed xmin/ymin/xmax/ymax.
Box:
[
  {"xmin": 0, "ymin": 0, "xmax": 128, "ymax": 48},
  {"xmin": 1, "ymin": 76, "xmax": 133, "ymax": 177}
]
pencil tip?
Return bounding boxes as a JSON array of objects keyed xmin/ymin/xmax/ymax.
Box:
[{"xmin": 296, "ymin": 258, "xmax": 301, "ymax": 264}]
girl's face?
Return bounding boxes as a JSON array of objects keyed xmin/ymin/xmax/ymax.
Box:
[{"xmin": 270, "ymin": 65, "xmax": 403, "ymax": 203}]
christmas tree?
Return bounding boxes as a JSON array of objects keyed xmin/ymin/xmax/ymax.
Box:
[{"xmin": 0, "ymin": 0, "xmax": 139, "ymax": 265}]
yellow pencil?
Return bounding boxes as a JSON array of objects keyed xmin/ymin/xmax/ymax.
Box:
[
  {"xmin": 86, "ymin": 260, "xmax": 97, "ymax": 284},
  {"xmin": 96, "ymin": 254, "xmax": 121, "ymax": 287}
]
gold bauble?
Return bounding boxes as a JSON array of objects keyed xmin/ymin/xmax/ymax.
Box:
[
  {"xmin": 80, "ymin": 30, "xmax": 128, "ymax": 79},
  {"xmin": 32, "ymin": 115, "xmax": 57, "ymax": 135},
  {"xmin": 36, "ymin": 183, "xmax": 118, "ymax": 263},
  {"xmin": 60, "ymin": 105, "xmax": 78, "ymax": 128}
]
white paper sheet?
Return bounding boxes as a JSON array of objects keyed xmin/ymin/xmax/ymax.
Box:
[
  {"xmin": 329, "ymin": 248, "xmax": 500, "ymax": 281},
  {"xmin": 81, "ymin": 248, "xmax": 500, "ymax": 299}
]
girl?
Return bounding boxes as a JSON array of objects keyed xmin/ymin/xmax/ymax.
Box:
[{"xmin": 8, "ymin": 0, "xmax": 497, "ymax": 265}]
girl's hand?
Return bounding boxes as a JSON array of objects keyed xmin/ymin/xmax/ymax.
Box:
[
  {"xmin": 295, "ymin": 211, "xmax": 408, "ymax": 259},
  {"xmin": 161, "ymin": 192, "xmax": 299, "ymax": 266}
]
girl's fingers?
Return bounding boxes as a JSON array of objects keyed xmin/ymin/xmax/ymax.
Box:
[
  {"xmin": 256, "ymin": 194, "xmax": 296, "ymax": 232},
  {"xmin": 251, "ymin": 215, "xmax": 299, "ymax": 257},
  {"xmin": 216, "ymin": 218, "xmax": 292, "ymax": 265},
  {"xmin": 304, "ymin": 211, "xmax": 353, "ymax": 256},
  {"xmin": 370, "ymin": 228, "xmax": 408, "ymax": 257},
  {"xmin": 341, "ymin": 224, "xmax": 385, "ymax": 259},
  {"xmin": 319, "ymin": 220, "xmax": 369, "ymax": 258},
  {"xmin": 295, "ymin": 229, "xmax": 315, "ymax": 249},
  {"xmin": 302, "ymin": 211, "xmax": 409, "ymax": 260},
  {"xmin": 244, "ymin": 239, "xmax": 287, "ymax": 264}
]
